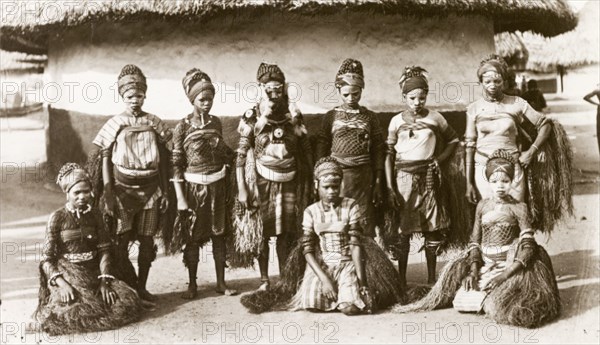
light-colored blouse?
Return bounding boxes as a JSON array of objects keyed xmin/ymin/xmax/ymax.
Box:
[
  {"xmin": 387, "ymin": 110, "xmax": 458, "ymax": 161},
  {"xmin": 465, "ymin": 95, "xmax": 546, "ymax": 156}
]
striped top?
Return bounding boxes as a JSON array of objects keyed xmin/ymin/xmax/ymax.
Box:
[
  {"xmin": 93, "ymin": 112, "xmax": 171, "ymax": 171},
  {"xmin": 302, "ymin": 198, "xmax": 360, "ymax": 263}
]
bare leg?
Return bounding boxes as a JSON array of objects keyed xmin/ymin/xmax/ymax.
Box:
[
  {"xmin": 257, "ymin": 238, "xmax": 270, "ymax": 291},
  {"xmin": 213, "ymin": 236, "xmax": 237, "ymax": 296},
  {"xmin": 275, "ymin": 234, "xmax": 289, "ymax": 275},
  {"xmin": 115, "ymin": 231, "xmax": 138, "ymax": 289},
  {"xmin": 396, "ymin": 234, "xmax": 411, "ymax": 289},
  {"xmin": 137, "ymin": 235, "xmax": 158, "ymax": 301},
  {"xmin": 181, "ymin": 243, "xmax": 199, "ymax": 299},
  {"xmin": 424, "ymin": 232, "xmax": 443, "ymax": 285},
  {"xmin": 425, "ymin": 248, "xmax": 437, "ymax": 285}
]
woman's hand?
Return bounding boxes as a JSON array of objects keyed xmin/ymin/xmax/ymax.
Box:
[
  {"xmin": 57, "ymin": 280, "xmax": 76, "ymax": 304},
  {"xmin": 372, "ymin": 178, "xmax": 383, "ymax": 207},
  {"xmin": 483, "ymin": 274, "xmax": 507, "ymax": 292},
  {"xmin": 159, "ymin": 196, "xmax": 169, "ymax": 213},
  {"xmin": 466, "ymin": 183, "xmax": 479, "ymax": 204},
  {"xmin": 104, "ymin": 186, "xmax": 116, "ymax": 217},
  {"xmin": 387, "ymin": 186, "xmax": 401, "ymax": 209},
  {"xmin": 99, "ymin": 280, "xmax": 118, "ymax": 305},
  {"xmin": 321, "ymin": 276, "xmax": 338, "ymax": 302},
  {"xmin": 519, "ymin": 149, "xmax": 535, "ymax": 168},
  {"xmin": 237, "ymin": 188, "xmax": 249, "ymax": 209},
  {"xmin": 360, "ymin": 286, "xmax": 376, "ymax": 314},
  {"xmin": 177, "ymin": 197, "xmax": 189, "ymax": 211},
  {"xmin": 462, "ymin": 273, "xmax": 478, "ymax": 291}
]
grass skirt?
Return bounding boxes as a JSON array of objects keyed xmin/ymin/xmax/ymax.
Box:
[
  {"xmin": 34, "ymin": 259, "xmax": 142, "ymax": 336},
  {"xmin": 240, "ymin": 236, "xmax": 405, "ymax": 314},
  {"xmin": 393, "ymin": 245, "xmax": 560, "ymax": 328}
]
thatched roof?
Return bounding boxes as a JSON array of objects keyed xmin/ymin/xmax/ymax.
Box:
[
  {"xmin": 1, "ymin": 0, "xmax": 577, "ymax": 55},
  {"xmin": 496, "ymin": 1, "xmax": 599, "ymax": 72},
  {"xmin": 0, "ymin": 50, "xmax": 46, "ymax": 73},
  {"xmin": 494, "ymin": 32, "xmax": 528, "ymax": 68}
]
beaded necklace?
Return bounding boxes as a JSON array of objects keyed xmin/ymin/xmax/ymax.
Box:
[
  {"xmin": 65, "ymin": 203, "xmax": 92, "ymax": 219},
  {"xmin": 186, "ymin": 114, "xmax": 212, "ymax": 130}
]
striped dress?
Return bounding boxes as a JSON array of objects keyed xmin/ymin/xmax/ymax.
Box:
[
  {"xmin": 93, "ymin": 111, "xmax": 171, "ymax": 235},
  {"xmin": 290, "ymin": 198, "xmax": 365, "ymax": 311}
]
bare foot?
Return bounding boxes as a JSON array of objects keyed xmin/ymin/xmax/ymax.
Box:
[
  {"xmin": 138, "ymin": 288, "xmax": 158, "ymax": 302},
  {"xmin": 181, "ymin": 283, "xmax": 198, "ymax": 299},
  {"xmin": 140, "ymin": 299, "xmax": 157, "ymax": 311},
  {"xmin": 257, "ymin": 281, "xmax": 270, "ymax": 292},
  {"xmin": 216, "ymin": 283, "xmax": 238, "ymax": 296}
]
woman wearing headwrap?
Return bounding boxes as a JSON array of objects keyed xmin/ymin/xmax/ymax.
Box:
[
  {"xmin": 240, "ymin": 157, "xmax": 404, "ymax": 314},
  {"xmin": 170, "ymin": 68, "xmax": 237, "ymax": 298},
  {"xmin": 393, "ymin": 150, "xmax": 561, "ymax": 328},
  {"xmin": 385, "ymin": 66, "xmax": 459, "ymax": 288},
  {"xmin": 315, "ymin": 58, "xmax": 385, "ymax": 239},
  {"xmin": 90, "ymin": 64, "xmax": 173, "ymax": 302},
  {"xmin": 465, "ymin": 55, "xmax": 573, "ymax": 233},
  {"xmin": 291, "ymin": 157, "xmax": 369, "ymax": 315},
  {"xmin": 235, "ymin": 62, "xmax": 313, "ymax": 291},
  {"xmin": 34, "ymin": 163, "xmax": 141, "ymax": 335}
]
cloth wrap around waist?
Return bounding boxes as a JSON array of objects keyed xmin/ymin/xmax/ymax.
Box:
[
  {"xmin": 395, "ymin": 158, "xmax": 441, "ymax": 210},
  {"xmin": 114, "ymin": 166, "xmax": 160, "ymax": 215}
]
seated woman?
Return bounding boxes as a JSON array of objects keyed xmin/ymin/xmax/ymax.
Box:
[
  {"xmin": 393, "ymin": 150, "xmax": 560, "ymax": 328},
  {"xmin": 34, "ymin": 163, "xmax": 141, "ymax": 335},
  {"xmin": 240, "ymin": 157, "xmax": 404, "ymax": 314},
  {"xmin": 291, "ymin": 156, "xmax": 371, "ymax": 315}
]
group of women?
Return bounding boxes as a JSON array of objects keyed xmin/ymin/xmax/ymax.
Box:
[{"xmin": 33, "ymin": 54, "xmax": 572, "ymax": 336}]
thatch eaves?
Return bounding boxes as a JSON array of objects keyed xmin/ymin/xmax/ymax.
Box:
[
  {"xmin": 496, "ymin": 1, "xmax": 598, "ymax": 72},
  {"xmin": 1, "ymin": 0, "xmax": 578, "ymax": 55}
]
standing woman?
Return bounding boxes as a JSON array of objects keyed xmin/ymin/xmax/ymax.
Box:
[
  {"xmin": 171, "ymin": 69, "xmax": 237, "ymax": 299},
  {"xmin": 235, "ymin": 62, "xmax": 313, "ymax": 291},
  {"xmin": 465, "ymin": 55, "xmax": 550, "ymax": 203},
  {"xmin": 465, "ymin": 54, "xmax": 572, "ymax": 232},
  {"xmin": 315, "ymin": 58, "xmax": 385, "ymax": 238},
  {"xmin": 583, "ymin": 84, "xmax": 600, "ymax": 153},
  {"xmin": 385, "ymin": 66, "xmax": 459, "ymax": 287},
  {"xmin": 91, "ymin": 64, "xmax": 173, "ymax": 302}
]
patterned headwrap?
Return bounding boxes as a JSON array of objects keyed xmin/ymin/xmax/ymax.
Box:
[
  {"xmin": 335, "ymin": 58, "xmax": 365, "ymax": 89},
  {"xmin": 56, "ymin": 163, "xmax": 91, "ymax": 193},
  {"xmin": 117, "ymin": 64, "xmax": 147, "ymax": 97},
  {"xmin": 485, "ymin": 149, "xmax": 516, "ymax": 181},
  {"xmin": 398, "ymin": 66, "xmax": 428, "ymax": 94},
  {"xmin": 477, "ymin": 54, "xmax": 508, "ymax": 81},
  {"xmin": 257, "ymin": 62, "xmax": 285, "ymax": 84},
  {"xmin": 182, "ymin": 68, "xmax": 215, "ymax": 103},
  {"xmin": 314, "ymin": 156, "xmax": 343, "ymax": 183}
]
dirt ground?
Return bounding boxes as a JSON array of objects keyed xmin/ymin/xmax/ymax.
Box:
[{"xmin": 1, "ymin": 96, "xmax": 599, "ymax": 344}]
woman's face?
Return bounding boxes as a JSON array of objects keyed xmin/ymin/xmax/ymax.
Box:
[
  {"xmin": 261, "ymin": 81, "xmax": 284, "ymax": 102},
  {"xmin": 403, "ymin": 88, "xmax": 427, "ymax": 113},
  {"xmin": 193, "ymin": 90, "xmax": 214, "ymax": 115},
  {"xmin": 122, "ymin": 89, "xmax": 146, "ymax": 114},
  {"xmin": 316, "ymin": 178, "xmax": 342, "ymax": 205},
  {"xmin": 338, "ymin": 85, "xmax": 362, "ymax": 108},
  {"xmin": 488, "ymin": 171, "xmax": 512, "ymax": 198},
  {"xmin": 67, "ymin": 181, "xmax": 92, "ymax": 209},
  {"xmin": 481, "ymin": 72, "xmax": 504, "ymax": 98}
]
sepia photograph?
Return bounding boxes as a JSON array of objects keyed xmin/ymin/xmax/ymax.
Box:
[{"xmin": 0, "ymin": 0, "xmax": 598, "ymax": 344}]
